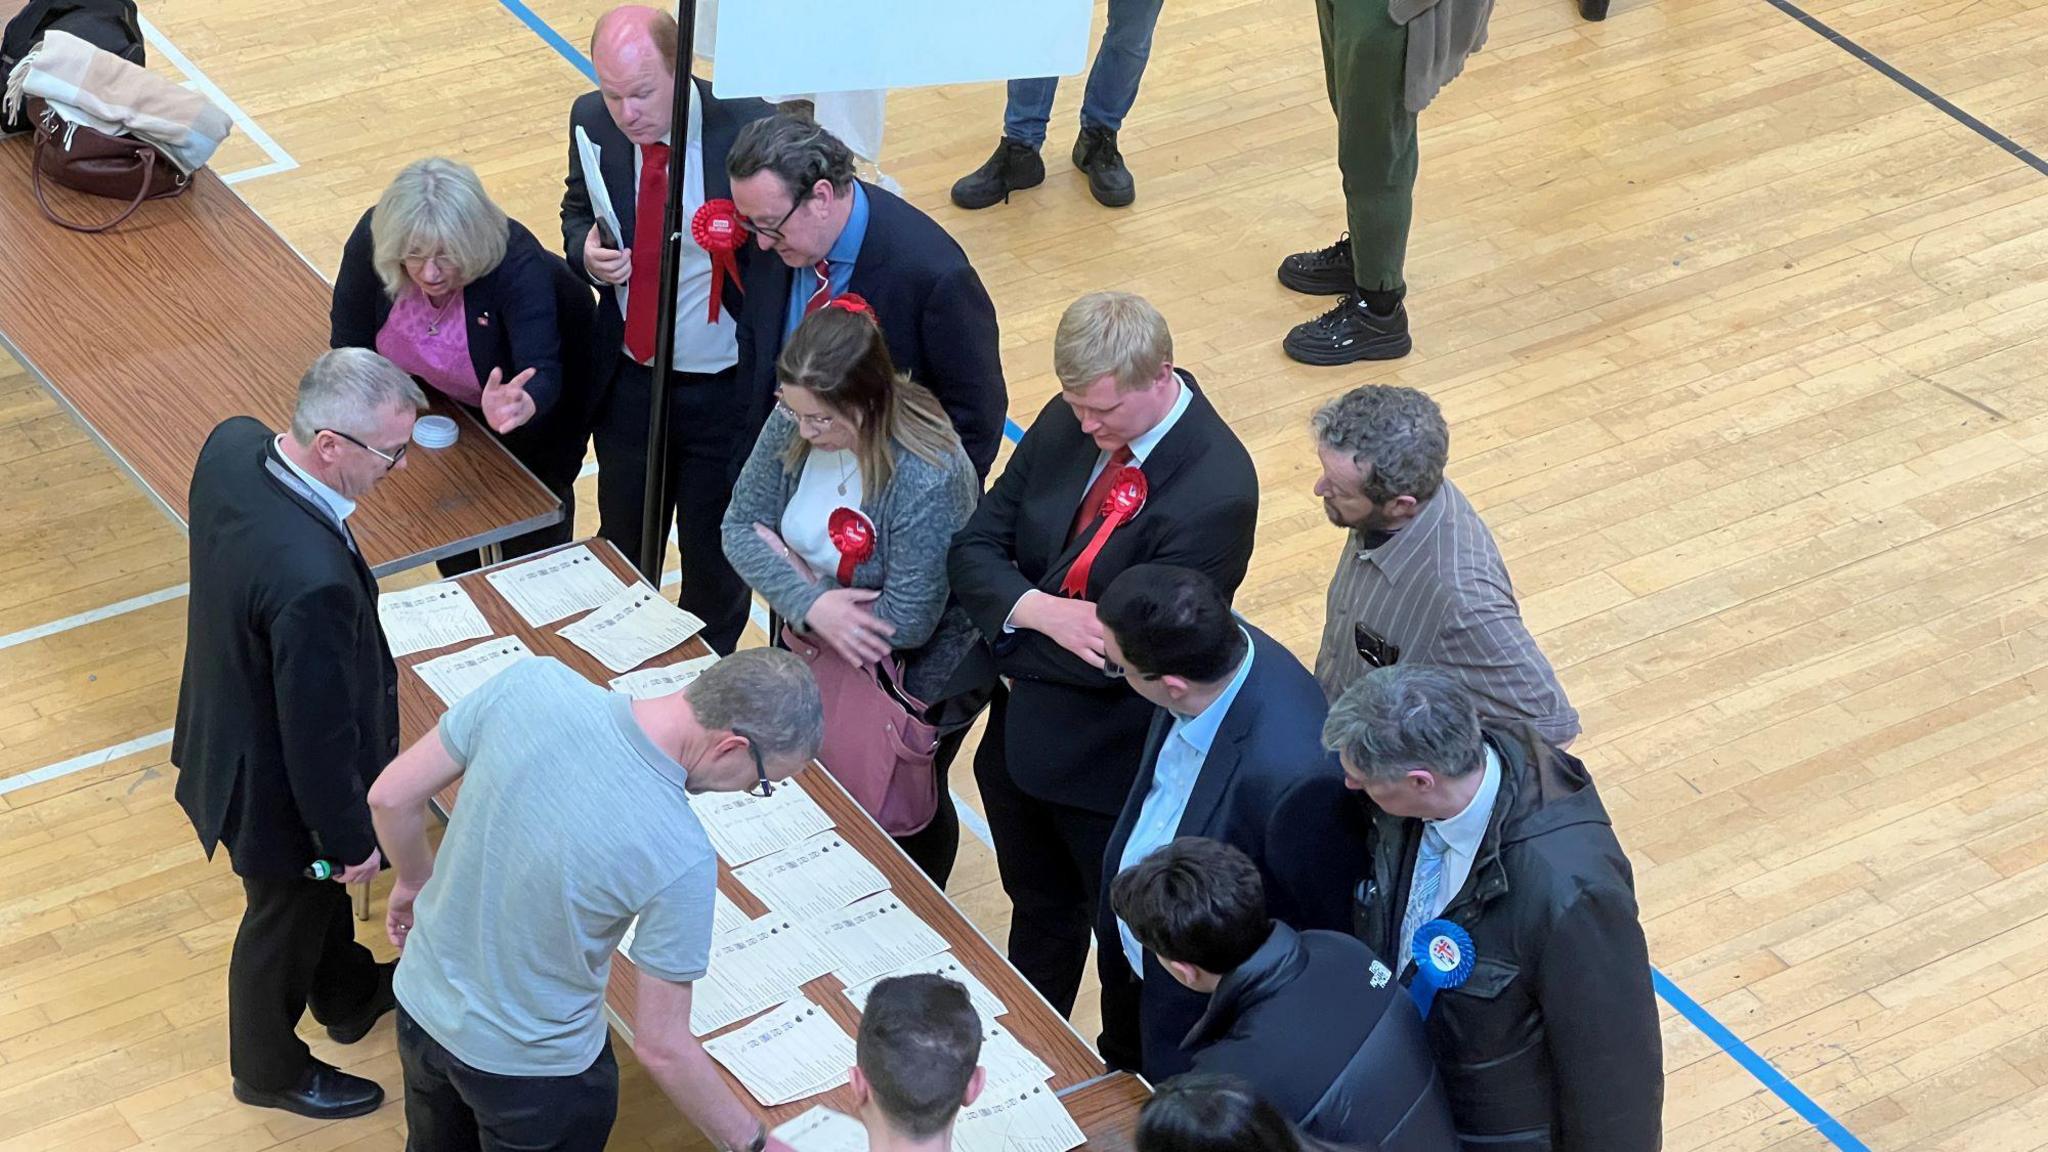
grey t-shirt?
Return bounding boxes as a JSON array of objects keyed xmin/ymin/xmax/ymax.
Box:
[{"xmin": 394, "ymin": 657, "xmax": 717, "ymax": 1076}]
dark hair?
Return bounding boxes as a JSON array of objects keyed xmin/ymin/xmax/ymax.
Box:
[
  {"xmin": 1310, "ymin": 385, "xmax": 1449, "ymax": 504},
  {"xmin": 1096, "ymin": 565, "xmax": 1247, "ymax": 682},
  {"xmin": 1108, "ymin": 837, "xmax": 1268, "ymax": 973},
  {"xmin": 727, "ymin": 113, "xmax": 858, "ymax": 197},
  {"xmin": 856, "ymin": 975, "xmax": 983, "ymax": 1139},
  {"xmin": 1138, "ymin": 1075, "xmax": 1311, "ymax": 1152},
  {"xmin": 775, "ymin": 306, "xmax": 958, "ymax": 493}
]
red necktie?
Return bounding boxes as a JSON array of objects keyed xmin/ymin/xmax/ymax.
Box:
[
  {"xmin": 1070, "ymin": 446, "xmax": 1135, "ymax": 542},
  {"xmin": 803, "ymin": 259, "xmax": 833, "ymax": 316},
  {"xmin": 624, "ymin": 142, "xmax": 671, "ymax": 364}
]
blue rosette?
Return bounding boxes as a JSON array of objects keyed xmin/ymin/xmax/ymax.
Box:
[{"xmin": 1409, "ymin": 919, "xmax": 1475, "ymax": 1020}]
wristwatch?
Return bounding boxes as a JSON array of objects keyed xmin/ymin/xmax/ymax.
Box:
[{"xmin": 721, "ymin": 1121, "xmax": 767, "ymax": 1152}]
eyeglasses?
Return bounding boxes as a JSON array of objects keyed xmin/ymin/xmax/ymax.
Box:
[
  {"xmin": 736, "ymin": 732, "xmax": 775, "ymax": 799},
  {"xmin": 741, "ymin": 187, "xmax": 812, "ymax": 243},
  {"xmin": 775, "ymin": 398, "xmax": 836, "ymax": 432},
  {"xmin": 321, "ymin": 427, "xmax": 407, "ymax": 471},
  {"xmin": 402, "ymin": 252, "xmax": 457, "ymax": 274},
  {"xmin": 1101, "ymin": 656, "xmax": 1162, "ymax": 682}
]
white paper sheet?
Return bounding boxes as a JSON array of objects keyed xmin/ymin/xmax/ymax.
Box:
[
  {"xmin": 610, "ymin": 654, "xmax": 721, "ymax": 699},
  {"xmin": 411, "ymin": 636, "xmax": 534, "ymax": 708},
  {"xmin": 813, "ymin": 892, "xmax": 949, "ymax": 987},
  {"xmin": 774, "ymin": 1106, "xmax": 870, "ymax": 1152},
  {"xmin": 841, "ymin": 952, "xmax": 1007, "ymax": 1022},
  {"xmin": 692, "ymin": 913, "xmax": 841, "ymax": 1037},
  {"xmin": 955, "ymin": 1081, "xmax": 1086, "ymax": 1152},
  {"xmin": 733, "ymin": 831, "xmax": 888, "ymax": 922},
  {"xmin": 484, "ymin": 544, "xmax": 627, "ymax": 627},
  {"xmin": 713, "ymin": 0, "xmax": 1090, "ymax": 99},
  {"xmin": 714, "ymin": 889, "xmax": 749, "ymax": 937},
  {"xmin": 378, "ymin": 581, "xmax": 493, "ymax": 658},
  {"xmin": 558, "ymin": 585, "xmax": 708, "ymax": 673},
  {"xmin": 703, "ymin": 997, "xmax": 856, "ymax": 1106},
  {"xmin": 690, "ymin": 777, "xmax": 837, "ymax": 865},
  {"xmin": 574, "ymin": 125, "xmax": 626, "ymax": 257},
  {"xmin": 977, "ymin": 1021, "xmax": 1055, "ymax": 1092}
]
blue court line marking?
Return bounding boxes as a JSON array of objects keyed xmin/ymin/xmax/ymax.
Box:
[{"xmin": 497, "ymin": 0, "xmax": 598, "ymax": 82}]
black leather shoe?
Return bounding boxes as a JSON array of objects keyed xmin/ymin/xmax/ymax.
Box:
[
  {"xmin": 1580, "ymin": 0, "xmax": 1610, "ymax": 19},
  {"xmin": 951, "ymin": 138, "xmax": 1045, "ymax": 209},
  {"xmin": 1277, "ymin": 234, "xmax": 1355, "ymax": 296},
  {"xmin": 233, "ymin": 1061, "xmax": 385, "ymax": 1120},
  {"xmin": 1071, "ymin": 126, "xmax": 1135, "ymax": 208},
  {"xmin": 1283, "ymin": 293, "xmax": 1413, "ymax": 365},
  {"xmin": 326, "ymin": 962, "xmax": 396, "ymax": 1045}
]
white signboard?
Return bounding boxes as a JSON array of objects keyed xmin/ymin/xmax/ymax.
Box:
[{"xmin": 712, "ymin": 0, "xmax": 1092, "ymax": 98}]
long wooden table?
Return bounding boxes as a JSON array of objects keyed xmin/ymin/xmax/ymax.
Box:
[
  {"xmin": 397, "ymin": 538, "xmax": 1150, "ymax": 1146},
  {"xmin": 0, "ymin": 136, "xmax": 559, "ymax": 575}
]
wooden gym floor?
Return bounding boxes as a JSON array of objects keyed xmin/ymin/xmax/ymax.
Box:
[{"xmin": 3, "ymin": 0, "xmax": 2046, "ymax": 1148}]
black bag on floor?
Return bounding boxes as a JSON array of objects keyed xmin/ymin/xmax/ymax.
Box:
[{"xmin": 1, "ymin": 0, "xmax": 142, "ymax": 134}]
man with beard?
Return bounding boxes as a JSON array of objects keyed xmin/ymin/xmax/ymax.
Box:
[{"xmin": 1310, "ymin": 386, "xmax": 1578, "ymax": 748}]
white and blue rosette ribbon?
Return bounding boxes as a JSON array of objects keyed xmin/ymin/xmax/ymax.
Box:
[{"xmin": 1409, "ymin": 919, "xmax": 1475, "ymax": 1019}]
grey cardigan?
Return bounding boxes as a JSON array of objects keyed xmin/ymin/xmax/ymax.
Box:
[
  {"xmin": 720, "ymin": 408, "xmax": 982, "ymax": 702},
  {"xmin": 1392, "ymin": 0, "xmax": 1494, "ymax": 113}
]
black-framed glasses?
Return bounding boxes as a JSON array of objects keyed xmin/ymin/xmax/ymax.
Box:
[
  {"xmin": 321, "ymin": 427, "xmax": 407, "ymax": 472},
  {"xmin": 736, "ymin": 732, "xmax": 775, "ymax": 798},
  {"xmin": 1354, "ymin": 623, "xmax": 1401, "ymax": 670},
  {"xmin": 1101, "ymin": 656, "xmax": 1162, "ymax": 682},
  {"xmin": 741, "ymin": 187, "xmax": 812, "ymax": 243}
]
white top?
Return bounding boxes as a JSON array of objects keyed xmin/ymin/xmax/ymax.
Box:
[
  {"xmin": 1407, "ymin": 743, "xmax": 1503, "ymax": 931},
  {"xmin": 624, "ymin": 96, "xmax": 738, "ymax": 375},
  {"xmin": 272, "ymin": 435, "xmax": 355, "ymax": 522},
  {"xmin": 781, "ymin": 448, "xmax": 865, "ymax": 579}
]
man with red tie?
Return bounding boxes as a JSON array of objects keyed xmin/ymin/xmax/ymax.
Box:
[{"xmin": 561, "ymin": 5, "xmax": 773, "ymax": 653}]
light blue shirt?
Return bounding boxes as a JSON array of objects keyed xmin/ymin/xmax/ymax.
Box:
[
  {"xmin": 272, "ymin": 435, "xmax": 355, "ymax": 524},
  {"xmin": 783, "ymin": 181, "xmax": 870, "ymax": 340},
  {"xmin": 1115, "ymin": 626, "xmax": 1257, "ymax": 975}
]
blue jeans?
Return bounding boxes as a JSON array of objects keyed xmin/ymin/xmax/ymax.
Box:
[{"xmin": 1003, "ymin": 0, "xmax": 1167, "ymax": 148}]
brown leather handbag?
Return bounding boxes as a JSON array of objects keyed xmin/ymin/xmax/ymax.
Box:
[{"xmin": 27, "ymin": 95, "xmax": 188, "ymax": 232}]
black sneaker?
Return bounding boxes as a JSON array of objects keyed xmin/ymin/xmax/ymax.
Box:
[
  {"xmin": 1278, "ymin": 233, "xmax": 1356, "ymax": 296},
  {"xmin": 1283, "ymin": 293, "xmax": 1413, "ymax": 365},
  {"xmin": 1072, "ymin": 125, "xmax": 1135, "ymax": 208},
  {"xmin": 951, "ymin": 138, "xmax": 1046, "ymax": 210}
]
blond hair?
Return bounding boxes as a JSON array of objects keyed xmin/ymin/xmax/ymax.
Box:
[
  {"xmin": 1053, "ymin": 291, "xmax": 1174, "ymax": 393},
  {"xmin": 776, "ymin": 307, "xmax": 960, "ymax": 494},
  {"xmin": 369, "ymin": 158, "xmax": 509, "ymax": 299}
]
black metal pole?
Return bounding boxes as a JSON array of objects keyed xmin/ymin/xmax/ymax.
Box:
[{"xmin": 638, "ymin": 0, "xmax": 701, "ymax": 580}]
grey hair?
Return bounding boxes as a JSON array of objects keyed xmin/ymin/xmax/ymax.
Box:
[
  {"xmin": 369, "ymin": 157, "xmax": 509, "ymax": 299},
  {"xmin": 726, "ymin": 113, "xmax": 857, "ymax": 199},
  {"xmin": 685, "ymin": 647, "xmax": 824, "ymax": 766},
  {"xmin": 289, "ymin": 348, "xmax": 428, "ymax": 445},
  {"xmin": 1310, "ymin": 385, "xmax": 1449, "ymax": 504},
  {"xmin": 1321, "ymin": 665, "xmax": 1484, "ymax": 783}
]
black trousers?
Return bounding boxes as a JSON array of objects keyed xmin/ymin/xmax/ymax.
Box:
[
  {"xmin": 972, "ymin": 686, "xmax": 1120, "ymax": 1017},
  {"xmin": 228, "ymin": 874, "xmax": 384, "ymax": 1090},
  {"xmin": 591, "ymin": 357, "xmax": 750, "ymax": 654},
  {"xmin": 397, "ymin": 1007, "xmax": 619, "ymax": 1152}
]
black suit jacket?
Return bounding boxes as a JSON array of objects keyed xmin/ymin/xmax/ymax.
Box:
[
  {"xmin": 948, "ymin": 374, "xmax": 1258, "ymax": 813},
  {"xmin": 171, "ymin": 418, "xmax": 400, "ymax": 879},
  {"xmin": 560, "ymin": 77, "xmax": 773, "ymax": 399},
  {"xmin": 731, "ymin": 181, "xmax": 1007, "ymax": 480},
  {"xmin": 330, "ymin": 211, "xmax": 597, "ymax": 486},
  {"xmin": 1096, "ymin": 626, "xmax": 1369, "ymax": 1077}
]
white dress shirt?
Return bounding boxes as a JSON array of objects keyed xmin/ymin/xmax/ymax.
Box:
[
  {"xmin": 1404, "ymin": 743, "xmax": 1502, "ymax": 937},
  {"xmin": 273, "ymin": 435, "xmax": 356, "ymax": 524},
  {"xmin": 623, "ymin": 95, "xmax": 738, "ymax": 375}
]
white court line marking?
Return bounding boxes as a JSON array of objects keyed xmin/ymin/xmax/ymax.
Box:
[
  {"xmin": 0, "ymin": 729, "xmax": 172, "ymax": 798},
  {"xmin": 137, "ymin": 15, "xmax": 298, "ymax": 184},
  {"xmin": 0, "ymin": 584, "xmax": 190, "ymax": 653}
]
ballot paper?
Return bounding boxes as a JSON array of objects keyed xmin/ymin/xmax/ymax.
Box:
[
  {"xmin": 774, "ymin": 1107, "xmax": 869, "ymax": 1152},
  {"xmin": 610, "ymin": 654, "xmax": 722, "ymax": 699},
  {"xmin": 574, "ymin": 125, "xmax": 627, "ymax": 271},
  {"xmin": 814, "ymin": 892, "xmax": 949, "ymax": 986},
  {"xmin": 733, "ymin": 832, "xmax": 888, "ymax": 922},
  {"xmin": 955, "ymin": 1081, "xmax": 1087, "ymax": 1152},
  {"xmin": 690, "ymin": 777, "xmax": 836, "ymax": 865},
  {"xmin": 485, "ymin": 544, "xmax": 627, "ymax": 627},
  {"xmin": 558, "ymin": 585, "xmax": 708, "ymax": 673},
  {"xmin": 691, "ymin": 913, "xmax": 841, "ymax": 1036},
  {"xmin": 617, "ymin": 890, "xmax": 747, "ymax": 965},
  {"xmin": 703, "ymin": 997, "xmax": 856, "ymax": 1106},
  {"xmin": 378, "ymin": 581, "xmax": 493, "ymax": 658},
  {"xmin": 977, "ymin": 1021, "xmax": 1055, "ymax": 1091},
  {"xmin": 841, "ymin": 952, "xmax": 1007, "ymax": 1022},
  {"xmin": 411, "ymin": 636, "xmax": 534, "ymax": 707}
]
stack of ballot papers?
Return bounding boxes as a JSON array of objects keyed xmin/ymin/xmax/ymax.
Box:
[
  {"xmin": 558, "ymin": 585, "xmax": 707, "ymax": 673},
  {"xmin": 733, "ymin": 832, "xmax": 889, "ymax": 921},
  {"xmin": 774, "ymin": 1107, "xmax": 869, "ymax": 1152},
  {"xmin": 955, "ymin": 1082, "xmax": 1087, "ymax": 1152},
  {"xmin": 690, "ymin": 913, "xmax": 839, "ymax": 1036},
  {"xmin": 690, "ymin": 778, "xmax": 836, "ymax": 864},
  {"xmin": 378, "ymin": 582, "xmax": 492, "ymax": 658},
  {"xmin": 841, "ymin": 953, "xmax": 1007, "ymax": 1022},
  {"xmin": 703, "ymin": 997, "xmax": 856, "ymax": 1106},
  {"xmin": 610, "ymin": 654, "xmax": 721, "ymax": 698},
  {"xmin": 485, "ymin": 544, "xmax": 627, "ymax": 626},
  {"xmin": 412, "ymin": 636, "xmax": 534, "ymax": 707},
  {"xmin": 814, "ymin": 892, "xmax": 950, "ymax": 986}
]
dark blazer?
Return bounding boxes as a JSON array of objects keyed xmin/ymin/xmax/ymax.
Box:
[
  {"xmin": 1186, "ymin": 924, "xmax": 1459, "ymax": 1152},
  {"xmin": 948, "ymin": 374, "xmax": 1259, "ymax": 813},
  {"xmin": 330, "ymin": 210, "xmax": 597, "ymax": 485},
  {"xmin": 731, "ymin": 180, "xmax": 1007, "ymax": 480},
  {"xmin": 560, "ymin": 77, "xmax": 773, "ymax": 395},
  {"xmin": 171, "ymin": 418, "xmax": 400, "ymax": 879},
  {"xmin": 1097, "ymin": 626, "xmax": 1369, "ymax": 1078}
]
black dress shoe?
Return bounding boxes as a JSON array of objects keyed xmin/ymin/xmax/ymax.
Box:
[
  {"xmin": 1277, "ymin": 234, "xmax": 1356, "ymax": 296},
  {"xmin": 233, "ymin": 1060, "xmax": 385, "ymax": 1120},
  {"xmin": 1071, "ymin": 125, "xmax": 1135, "ymax": 208},
  {"xmin": 1282, "ymin": 293, "xmax": 1413, "ymax": 365},
  {"xmin": 1580, "ymin": 0, "xmax": 1610, "ymax": 19},
  {"xmin": 951, "ymin": 138, "xmax": 1045, "ymax": 209},
  {"xmin": 326, "ymin": 961, "xmax": 396, "ymax": 1045}
]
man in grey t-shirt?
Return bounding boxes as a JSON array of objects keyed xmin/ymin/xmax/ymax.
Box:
[{"xmin": 370, "ymin": 648, "xmax": 822, "ymax": 1152}]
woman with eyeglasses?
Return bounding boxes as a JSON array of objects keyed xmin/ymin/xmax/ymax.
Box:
[
  {"xmin": 721, "ymin": 300, "xmax": 982, "ymax": 883},
  {"xmin": 331, "ymin": 157, "xmax": 598, "ymax": 574}
]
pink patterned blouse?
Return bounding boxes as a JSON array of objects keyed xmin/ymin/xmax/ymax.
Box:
[{"xmin": 375, "ymin": 288, "xmax": 481, "ymax": 406}]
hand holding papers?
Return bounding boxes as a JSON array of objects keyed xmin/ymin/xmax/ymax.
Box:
[
  {"xmin": 412, "ymin": 636, "xmax": 533, "ymax": 707},
  {"xmin": 486, "ymin": 545, "xmax": 626, "ymax": 626},
  {"xmin": 378, "ymin": 582, "xmax": 492, "ymax": 658},
  {"xmin": 774, "ymin": 1107, "xmax": 869, "ymax": 1152},
  {"xmin": 842, "ymin": 953, "xmax": 1007, "ymax": 1023},
  {"xmin": 691, "ymin": 777, "xmax": 835, "ymax": 865},
  {"xmin": 734, "ymin": 832, "xmax": 889, "ymax": 922},
  {"xmin": 815, "ymin": 892, "xmax": 949, "ymax": 986},
  {"xmin": 558, "ymin": 586, "xmax": 707, "ymax": 673},
  {"xmin": 955, "ymin": 1082, "xmax": 1087, "ymax": 1152},
  {"xmin": 611, "ymin": 654, "xmax": 721, "ymax": 698},
  {"xmin": 574, "ymin": 126, "xmax": 626, "ymax": 259},
  {"xmin": 703, "ymin": 997, "xmax": 856, "ymax": 1106},
  {"xmin": 691, "ymin": 913, "xmax": 838, "ymax": 1036}
]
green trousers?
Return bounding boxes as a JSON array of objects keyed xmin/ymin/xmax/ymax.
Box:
[{"xmin": 1316, "ymin": 0, "xmax": 1418, "ymax": 294}]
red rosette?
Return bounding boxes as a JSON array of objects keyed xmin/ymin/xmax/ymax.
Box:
[
  {"xmin": 1059, "ymin": 465, "xmax": 1148, "ymax": 597},
  {"xmin": 828, "ymin": 506, "xmax": 877, "ymax": 586},
  {"xmin": 823, "ymin": 293, "xmax": 878, "ymax": 322},
  {"xmin": 690, "ymin": 199, "xmax": 750, "ymax": 322}
]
